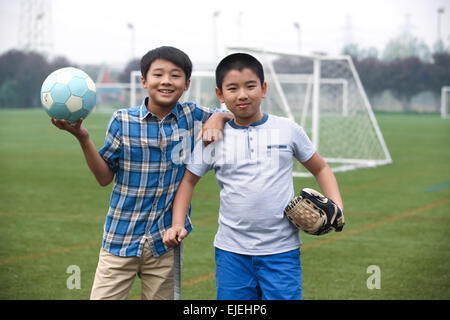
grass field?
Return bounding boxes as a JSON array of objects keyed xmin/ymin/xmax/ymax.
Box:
[{"xmin": 0, "ymin": 108, "xmax": 449, "ymax": 300}]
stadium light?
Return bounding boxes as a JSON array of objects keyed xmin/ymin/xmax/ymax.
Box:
[
  {"xmin": 237, "ymin": 11, "xmax": 243, "ymax": 43},
  {"xmin": 127, "ymin": 23, "xmax": 136, "ymax": 59},
  {"xmin": 437, "ymin": 7, "xmax": 445, "ymax": 52},
  {"xmin": 213, "ymin": 10, "xmax": 221, "ymax": 62},
  {"xmin": 293, "ymin": 22, "xmax": 301, "ymax": 53}
]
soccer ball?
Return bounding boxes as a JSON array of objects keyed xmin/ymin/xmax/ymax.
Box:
[{"xmin": 40, "ymin": 67, "xmax": 96, "ymax": 123}]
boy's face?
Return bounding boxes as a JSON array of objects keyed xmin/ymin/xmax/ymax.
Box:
[
  {"xmin": 141, "ymin": 58, "xmax": 190, "ymax": 110},
  {"xmin": 216, "ymin": 68, "xmax": 267, "ymax": 126}
]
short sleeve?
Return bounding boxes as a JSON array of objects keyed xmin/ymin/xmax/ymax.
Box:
[
  {"xmin": 186, "ymin": 139, "xmax": 214, "ymax": 177},
  {"xmin": 98, "ymin": 111, "xmax": 122, "ymax": 172},
  {"xmin": 291, "ymin": 122, "xmax": 316, "ymax": 163}
]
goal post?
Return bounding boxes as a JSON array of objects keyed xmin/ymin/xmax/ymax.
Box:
[{"xmin": 441, "ymin": 86, "xmax": 450, "ymax": 118}]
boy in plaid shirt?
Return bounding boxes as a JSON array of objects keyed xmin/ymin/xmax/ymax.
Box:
[{"xmin": 52, "ymin": 46, "xmax": 231, "ymax": 299}]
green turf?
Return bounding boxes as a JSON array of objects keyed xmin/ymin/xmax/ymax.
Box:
[{"xmin": 0, "ymin": 109, "xmax": 449, "ymax": 299}]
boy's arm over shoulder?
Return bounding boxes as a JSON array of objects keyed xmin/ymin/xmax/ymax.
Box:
[
  {"xmin": 185, "ymin": 102, "xmax": 233, "ymax": 144},
  {"xmin": 182, "ymin": 101, "xmax": 213, "ymax": 123},
  {"xmin": 197, "ymin": 111, "xmax": 233, "ymax": 144}
]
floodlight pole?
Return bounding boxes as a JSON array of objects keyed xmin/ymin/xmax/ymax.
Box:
[
  {"xmin": 213, "ymin": 11, "xmax": 221, "ymax": 62},
  {"xmin": 237, "ymin": 12, "xmax": 243, "ymax": 43},
  {"xmin": 437, "ymin": 7, "xmax": 445, "ymax": 51},
  {"xmin": 293, "ymin": 22, "xmax": 301, "ymax": 53},
  {"xmin": 127, "ymin": 23, "xmax": 136, "ymax": 60}
]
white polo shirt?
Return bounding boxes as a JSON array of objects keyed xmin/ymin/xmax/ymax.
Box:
[{"xmin": 187, "ymin": 113, "xmax": 316, "ymax": 255}]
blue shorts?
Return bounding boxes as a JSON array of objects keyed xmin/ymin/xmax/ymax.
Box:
[{"xmin": 215, "ymin": 247, "xmax": 302, "ymax": 300}]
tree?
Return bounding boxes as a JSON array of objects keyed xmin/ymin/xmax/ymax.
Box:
[
  {"xmin": 51, "ymin": 56, "xmax": 76, "ymax": 70},
  {"xmin": 428, "ymin": 52, "xmax": 450, "ymax": 94},
  {"xmin": 340, "ymin": 39, "xmax": 450, "ymax": 112},
  {"xmin": 342, "ymin": 43, "xmax": 379, "ymax": 60},
  {"xmin": 384, "ymin": 57, "xmax": 429, "ymax": 111},
  {"xmin": 0, "ymin": 79, "xmax": 20, "ymax": 108},
  {"xmin": 0, "ymin": 50, "xmax": 75, "ymax": 108},
  {"xmin": 353, "ymin": 57, "xmax": 387, "ymax": 97},
  {"xmin": 0, "ymin": 50, "xmax": 50, "ymax": 108},
  {"xmin": 382, "ymin": 33, "xmax": 431, "ymax": 62}
]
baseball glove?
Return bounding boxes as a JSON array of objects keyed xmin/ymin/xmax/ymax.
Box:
[{"xmin": 284, "ymin": 188, "xmax": 344, "ymax": 236}]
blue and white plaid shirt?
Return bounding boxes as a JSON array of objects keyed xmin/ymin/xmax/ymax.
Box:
[{"xmin": 98, "ymin": 98, "xmax": 213, "ymax": 257}]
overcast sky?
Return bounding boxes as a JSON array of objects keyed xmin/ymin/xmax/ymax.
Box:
[{"xmin": 0, "ymin": 0, "xmax": 449, "ymax": 67}]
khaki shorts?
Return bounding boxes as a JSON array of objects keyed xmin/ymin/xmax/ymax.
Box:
[{"xmin": 90, "ymin": 241, "xmax": 181, "ymax": 300}]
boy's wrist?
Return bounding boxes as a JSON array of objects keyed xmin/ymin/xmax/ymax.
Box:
[
  {"xmin": 217, "ymin": 111, "xmax": 233, "ymax": 122},
  {"xmin": 76, "ymin": 134, "xmax": 90, "ymax": 144},
  {"xmin": 75, "ymin": 132, "xmax": 93, "ymax": 149}
]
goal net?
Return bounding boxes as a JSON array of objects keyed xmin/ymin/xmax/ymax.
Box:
[{"xmin": 129, "ymin": 47, "xmax": 392, "ymax": 176}]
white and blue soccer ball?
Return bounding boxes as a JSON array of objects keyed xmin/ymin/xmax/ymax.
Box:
[{"xmin": 40, "ymin": 67, "xmax": 96, "ymax": 123}]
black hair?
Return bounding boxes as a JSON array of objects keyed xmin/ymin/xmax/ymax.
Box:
[
  {"xmin": 140, "ymin": 46, "xmax": 192, "ymax": 82},
  {"xmin": 215, "ymin": 53, "xmax": 264, "ymax": 92}
]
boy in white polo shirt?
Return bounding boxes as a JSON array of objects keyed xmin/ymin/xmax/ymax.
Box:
[{"xmin": 163, "ymin": 53, "xmax": 343, "ymax": 300}]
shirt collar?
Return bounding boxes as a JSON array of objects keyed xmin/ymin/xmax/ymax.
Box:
[
  {"xmin": 139, "ymin": 97, "xmax": 180, "ymax": 121},
  {"xmin": 228, "ymin": 113, "xmax": 269, "ymax": 129}
]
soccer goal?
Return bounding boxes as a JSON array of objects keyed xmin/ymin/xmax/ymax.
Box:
[
  {"xmin": 225, "ymin": 46, "xmax": 392, "ymax": 176},
  {"xmin": 441, "ymin": 86, "xmax": 450, "ymax": 118}
]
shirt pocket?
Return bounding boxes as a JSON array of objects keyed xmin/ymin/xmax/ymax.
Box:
[
  {"xmin": 265, "ymin": 144, "xmax": 292, "ymax": 169},
  {"xmin": 266, "ymin": 144, "xmax": 289, "ymax": 155}
]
